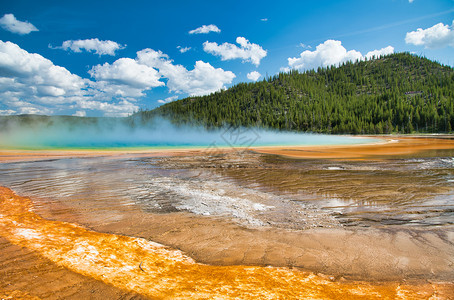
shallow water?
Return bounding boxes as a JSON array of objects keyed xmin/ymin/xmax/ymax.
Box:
[
  {"xmin": 0, "ymin": 151, "xmax": 452, "ymax": 229},
  {"xmin": 0, "ymin": 124, "xmax": 378, "ymax": 149}
]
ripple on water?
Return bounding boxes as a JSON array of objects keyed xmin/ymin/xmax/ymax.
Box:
[{"xmin": 0, "ymin": 153, "xmax": 453, "ymax": 229}]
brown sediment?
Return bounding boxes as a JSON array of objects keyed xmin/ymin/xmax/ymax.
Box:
[
  {"xmin": 0, "ymin": 148, "xmax": 206, "ymax": 163},
  {"xmin": 0, "ymin": 289, "xmax": 41, "ymax": 300},
  {"xmin": 1, "ymin": 186, "xmax": 453, "ymax": 299},
  {"xmin": 252, "ymin": 135, "xmax": 454, "ymax": 159}
]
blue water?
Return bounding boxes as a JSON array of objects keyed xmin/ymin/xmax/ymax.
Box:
[{"xmin": 0, "ymin": 123, "xmax": 378, "ymax": 150}]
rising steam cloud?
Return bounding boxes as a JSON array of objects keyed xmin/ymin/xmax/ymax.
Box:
[{"xmin": 0, "ymin": 115, "xmax": 370, "ymax": 149}]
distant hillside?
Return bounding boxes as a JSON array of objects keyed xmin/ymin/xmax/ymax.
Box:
[{"xmin": 136, "ymin": 53, "xmax": 454, "ymax": 134}]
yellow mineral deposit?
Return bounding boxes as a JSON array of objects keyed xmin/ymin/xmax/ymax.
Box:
[{"xmin": 0, "ymin": 186, "xmax": 453, "ymax": 299}]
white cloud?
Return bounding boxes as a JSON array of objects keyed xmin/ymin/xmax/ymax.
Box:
[
  {"xmin": 89, "ymin": 58, "xmax": 163, "ymax": 90},
  {"xmin": 189, "ymin": 24, "xmax": 220, "ymax": 34},
  {"xmin": 409, "ymin": 0, "xmax": 414, "ymax": 3},
  {"xmin": 73, "ymin": 110, "xmax": 86, "ymax": 117},
  {"xmin": 177, "ymin": 46, "xmax": 191, "ymax": 53},
  {"xmin": 203, "ymin": 37, "xmax": 267, "ymax": 66},
  {"xmin": 261, "ymin": 18, "xmax": 268, "ymax": 22},
  {"xmin": 299, "ymin": 43, "xmax": 312, "ymax": 49},
  {"xmin": 247, "ymin": 71, "xmax": 261, "ymax": 81},
  {"xmin": 137, "ymin": 49, "xmax": 235, "ymax": 96},
  {"xmin": 365, "ymin": 46, "xmax": 395, "ymax": 60},
  {"xmin": 77, "ymin": 99, "xmax": 138, "ymax": 117},
  {"xmin": 55, "ymin": 38, "xmax": 125, "ymax": 56},
  {"xmin": 0, "ymin": 41, "xmax": 236, "ymax": 116},
  {"xmin": 0, "ymin": 41, "xmax": 138, "ymax": 116},
  {"xmin": 157, "ymin": 95, "xmax": 178, "ymax": 104},
  {"xmin": 0, "ymin": 14, "xmax": 38, "ymax": 35},
  {"xmin": 5, "ymin": 99, "xmax": 54, "ymax": 115},
  {"xmin": 287, "ymin": 40, "xmax": 362, "ymax": 71},
  {"xmin": 0, "ymin": 109, "xmax": 16, "ymax": 115},
  {"xmin": 285, "ymin": 40, "xmax": 394, "ymax": 71},
  {"xmin": 0, "ymin": 40, "xmax": 86, "ymax": 103},
  {"xmin": 18, "ymin": 106, "xmax": 51, "ymax": 115},
  {"xmin": 405, "ymin": 20, "xmax": 454, "ymax": 49}
]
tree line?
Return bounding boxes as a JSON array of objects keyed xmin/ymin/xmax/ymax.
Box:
[{"xmin": 135, "ymin": 53, "xmax": 454, "ymax": 134}]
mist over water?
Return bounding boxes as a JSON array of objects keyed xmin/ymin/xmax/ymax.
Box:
[{"xmin": 0, "ymin": 115, "xmax": 376, "ymax": 149}]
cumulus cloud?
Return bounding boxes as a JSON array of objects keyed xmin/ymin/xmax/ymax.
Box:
[
  {"xmin": 0, "ymin": 40, "xmax": 86, "ymax": 103},
  {"xmin": 189, "ymin": 24, "xmax": 220, "ymax": 34},
  {"xmin": 73, "ymin": 110, "xmax": 86, "ymax": 117},
  {"xmin": 76, "ymin": 99, "xmax": 138, "ymax": 117},
  {"xmin": 3, "ymin": 99, "xmax": 54, "ymax": 115},
  {"xmin": 89, "ymin": 58, "xmax": 163, "ymax": 91},
  {"xmin": 87, "ymin": 48, "xmax": 234, "ymax": 103},
  {"xmin": 285, "ymin": 40, "xmax": 394, "ymax": 71},
  {"xmin": 0, "ymin": 40, "xmax": 236, "ymax": 116},
  {"xmin": 54, "ymin": 38, "xmax": 125, "ymax": 56},
  {"xmin": 157, "ymin": 95, "xmax": 178, "ymax": 104},
  {"xmin": 177, "ymin": 46, "xmax": 191, "ymax": 53},
  {"xmin": 0, "ymin": 109, "xmax": 16, "ymax": 115},
  {"xmin": 247, "ymin": 71, "xmax": 261, "ymax": 81},
  {"xmin": 364, "ymin": 46, "xmax": 395, "ymax": 60},
  {"xmin": 405, "ymin": 20, "xmax": 454, "ymax": 49},
  {"xmin": 203, "ymin": 37, "xmax": 267, "ymax": 66},
  {"xmin": 137, "ymin": 49, "xmax": 235, "ymax": 96},
  {"xmin": 0, "ymin": 14, "xmax": 38, "ymax": 35},
  {"xmin": 0, "ymin": 40, "xmax": 138, "ymax": 116}
]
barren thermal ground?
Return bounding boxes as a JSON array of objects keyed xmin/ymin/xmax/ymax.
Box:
[{"xmin": 1, "ymin": 136, "xmax": 454, "ymax": 299}]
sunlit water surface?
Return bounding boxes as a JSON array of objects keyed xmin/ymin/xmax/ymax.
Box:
[{"xmin": 0, "ymin": 150, "xmax": 453, "ymax": 229}]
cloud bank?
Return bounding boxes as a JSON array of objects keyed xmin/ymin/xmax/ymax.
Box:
[
  {"xmin": 0, "ymin": 40, "xmax": 138, "ymax": 116},
  {"xmin": 203, "ymin": 37, "xmax": 267, "ymax": 66},
  {"xmin": 0, "ymin": 14, "xmax": 38, "ymax": 35},
  {"xmin": 405, "ymin": 20, "xmax": 454, "ymax": 49},
  {"xmin": 136, "ymin": 49, "xmax": 235, "ymax": 96},
  {"xmin": 0, "ymin": 39, "xmax": 238, "ymax": 116},
  {"xmin": 285, "ymin": 40, "xmax": 394, "ymax": 71},
  {"xmin": 55, "ymin": 38, "xmax": 126, "ymax": 56}
]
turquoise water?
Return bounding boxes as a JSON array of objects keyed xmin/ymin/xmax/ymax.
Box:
[
  {"xmin": 0, "ymin": 129, "xmax": 377, "ymax": 150},
  {"xmin": 0, "ymin": 120, "xmax": 378, "ymax": 149}
]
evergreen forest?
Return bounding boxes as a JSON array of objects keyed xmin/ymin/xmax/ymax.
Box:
[{"xmin": 136, "ymin": 53, "xmax": 454, "ymax": 134}]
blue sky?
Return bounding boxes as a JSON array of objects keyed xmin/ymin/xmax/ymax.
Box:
[{"xmin": 0, "ymin": 0, "xmax": 453, "ymax": 117}]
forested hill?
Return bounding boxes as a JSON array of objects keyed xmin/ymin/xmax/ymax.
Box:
[{"xmin": 136, "ymin": 53, "xmax": 454, "ymax": 134}]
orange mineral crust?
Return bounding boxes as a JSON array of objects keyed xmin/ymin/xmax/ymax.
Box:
[
  {"xmin": 0, "ymin": 186, "xmax": 452, "ymax": 299},
  {"xmin": 253, "ymin": 135, "xmax": 454, "ymax": 159}
]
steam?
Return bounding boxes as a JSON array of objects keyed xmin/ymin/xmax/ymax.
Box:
[{"xmin": 0, "ymin": 115, "xmax": 371, "ymax": 149}]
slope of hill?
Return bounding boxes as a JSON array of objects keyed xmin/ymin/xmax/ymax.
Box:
[{"xmin": 137, "ymin": 53, "xmax": 454, "ymax": 134}]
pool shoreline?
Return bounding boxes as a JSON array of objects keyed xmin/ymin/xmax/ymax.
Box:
[
  {"xmin": 1, "ymin": 135, "xmax": 454, "ymax": 298},
  {"xmin": 1, "ymin": 134, "xmax": 453, "ymax": 163}
]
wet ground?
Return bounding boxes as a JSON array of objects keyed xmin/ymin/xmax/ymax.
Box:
[
  {"xmin": 1, "ymin": 150, "xmax": 453, "ymax": 230},
  {"xmin": 0, "ymin": 149, "xmax": 453, "ymax": 284}
]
